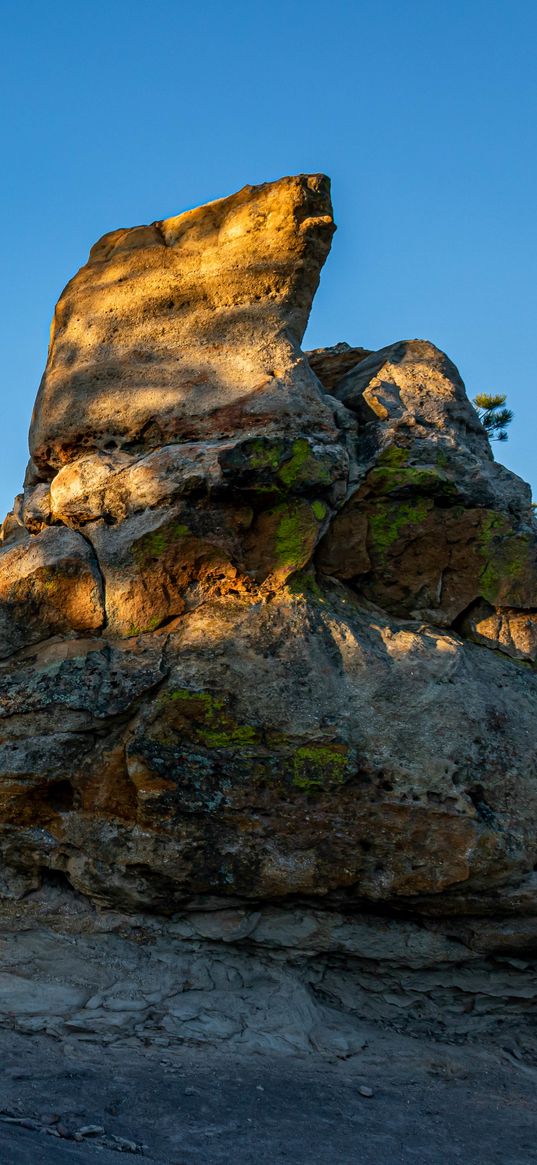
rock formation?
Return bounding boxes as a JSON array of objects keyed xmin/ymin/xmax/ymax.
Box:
[{"xmin": 1, "ymin": 172, "xmax": 537, "ymax": 1010}]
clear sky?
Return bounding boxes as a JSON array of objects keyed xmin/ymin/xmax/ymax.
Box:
[{"xmin": 1, "ymin": 0, "xmax": 535, "ymax": 517}]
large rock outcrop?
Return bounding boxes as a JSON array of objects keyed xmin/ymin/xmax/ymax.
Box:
[{"xmin": 1, "ymin": 174, "xmax": 536, "ymax": 967}]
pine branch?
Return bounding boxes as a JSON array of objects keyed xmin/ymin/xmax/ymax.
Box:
[{"xmin": 472, "ymin": 393, "xmax": 513, "ymax": 442}]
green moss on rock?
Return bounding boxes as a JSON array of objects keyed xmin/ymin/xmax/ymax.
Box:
[
  {"xmin": 292, "ymin": 743, "xmax": 349, "ymax": 790},
  {"xmin": 278, "ymin": 438, "xmax": 332, "ymax": 489},
  {"xmin": 377, "ymin": 446, "xmax": 409, "ymax": 468},
  {"xmin": 311, "ymin": 500, "xmax": 328, "ymax": 522},
  {"xmin": 368, "ymin": 497, "xmax": 432, "ymax": 557},
  {"xmin": 158, "ymin": 688, "xmax": 260, "ymax": 749},
  {"xmin": 273, "ymin": 500, "xmax": 325, "ymax": 570},
  {"xmin": 368, "ymin": 446, "xmax": 456, "ymax": 499},
  {"xmin": 287, "ymin": 568, "xmax": 325, "ymax": 601},
  {"xmin": 246, "ymin": 439, "xmax": 282, "ymax": 472},
  {"xmin": 133, "ymin": 522, "xmax": 190, "ymax": 566},
  {"xmin": 220, "ymin": 436, "xmax": 336, "ymax": 495},
  {"xmin": 477, "ymin": 511, "xmax": 535, "ymax": 604}
]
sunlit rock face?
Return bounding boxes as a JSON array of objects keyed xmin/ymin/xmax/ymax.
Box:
[
  {"xmin": 1, "ymin": 174, "xmax": 537, "ymax": 947},
  {"xmin": 29, "ymin": 173, "xmax": 336, "ymax": 472}
]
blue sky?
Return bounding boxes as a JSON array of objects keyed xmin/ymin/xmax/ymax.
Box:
[{"xmin": 1, "ymin": 0, "xmax": 535, "ymax": 516}]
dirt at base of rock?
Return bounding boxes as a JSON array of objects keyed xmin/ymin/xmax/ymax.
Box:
[{"xmin": 1, "ymin": 1027, "xmax": 536, "ymax": 1165}]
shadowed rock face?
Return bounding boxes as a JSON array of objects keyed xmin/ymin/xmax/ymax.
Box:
[{"xmin": 1, "ymin": 174, "xmax": 537, "ymax": 952}]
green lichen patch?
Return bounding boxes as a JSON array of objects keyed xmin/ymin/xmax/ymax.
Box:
[
  {"xmin": 477, "ymin": 511, "xmax": 536, "ymax": 605},
  {"xmin": 377, "ymin": 446, "xmax": 409, "ymax": 469},
  {"xmin": 126, "ymin": 610, "xmax": 173, "ymax": 637},
  {"xmin": 292, "ymin": 743, "xmax": 350, "ymax": 791},
  {"xmin": 287, "ymin": 567, "xmax": 326, "ymax": 601},
  {"xmin": 244, "ymin": 438, "xmax": 283, "ymax": 473},
  {"xmin": 278, "ymin": 438, "xmax": 333, "ymax": 489},
  {"xmin": 368, "ymin": 446, "xmax": 456, "ymax": 500},
  {"xmin": 157, "ymin": 688, "xmax": 260, "ymax": 749},
  {"xmin": 133, "ymin": 521, "xmax": 190, "ymax": 566},
  {"xmin": 311, "ymin": 500, "xmax": 328, "ymax": 522},
  {"xmin": 40, "ymin": 568, "xmax": 60, "ymax": 593},
  {"xmin": 273, "ymin": 500, "xmax": 326, "ymax": 570},
  {"xmin": 370, "ymin": 465, "xmax": 456, "ymax": 498},
  {"xmin": 367, "ymin": 497, "xmax": 432, "ymax": 558},
  {"xmin": 219, "ymin": 436, "xmax": 336, "ymax": 495}
]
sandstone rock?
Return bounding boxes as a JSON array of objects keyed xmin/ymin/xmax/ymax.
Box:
[
  {"xmin": 49, "ymin": 445, "xmax": 224, "ymax": 526},
  {"xmin": 0, "ymin": 506, "xmax": 26, "ymax": 547},
  {"xmin": 458, "ymin": 600, "xmax": 537, "ymax": 663},
  {"xmin": 306, "ymin": 342, "xmax": 372, "ymax": 391},
  {"xmin": 317, "ymin": 339, "xmax": 537, "ymax": 623},
  {"xmin": 0, "ymin": 527, "xmax": 104, "ymax": 658},
  {"xmin": 0, "ymin": 635, "xmax": 165, "ymax": 836},
  {"xmin": 30, "ymin": 174, "xmax": 337, "ymax": 474},
  {"xmin": 22, "ymin": 482, "xmax": 51, "ymax": 533},
  {"xmin": 1, "ymin": 589, "xmax": 536, "ymax": 910},
  {"xmin": 86, "ymin": 502, "xmax": 251, "ymax": 637},
  {"xmin": 0, "ymin": 174, "xmax": 535, "ymax": 956}
]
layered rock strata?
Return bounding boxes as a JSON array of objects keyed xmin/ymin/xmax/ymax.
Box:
[{"xmin": 0, "ymin": 174, "xmax": 536, "ymax": 985}]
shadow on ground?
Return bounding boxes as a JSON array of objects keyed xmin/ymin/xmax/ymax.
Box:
[{"xmin": 1, "ymin": 1026, "xmax": 536, "ymax": 1165}]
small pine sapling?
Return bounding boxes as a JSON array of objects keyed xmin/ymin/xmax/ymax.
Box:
[{"xmin": 472, "ymin": 393, "xmax": 513, "ymax": 442}]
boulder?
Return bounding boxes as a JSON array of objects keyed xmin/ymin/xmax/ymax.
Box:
[
  {"xmin": 306, "ymin": 342, "xmax": 372, "ymax": 391},
  {"xmin": 317, "ymin": 339, "xmax": 537, "ymax": 623},
  {"xmin": 29, "ymin": 174, "xmax": 337, "ymax": 473},
  {"xmin": 0, "ymin": 175, "xmax": 536, "ymax": 954},
  {"xmin": 0, "ymin": 526, "xmax": 104, "ymax": 657}
]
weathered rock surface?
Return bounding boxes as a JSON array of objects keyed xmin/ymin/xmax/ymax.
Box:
[
  {"xmin": 317, "ymin": 339, "xmax": 537, "ymax": 622},
  {"xmin": 0, "ymin": 527, "xmax": 104, "ymax": 658},
  {"xmin": 29, "ymin": 174, "xmax": 337, "ymax": 472},
  {"xmin": 1, "ymin": 174, "xmax": 536, "ymax": 984},
  {"xmin": 305, "ymin": 341, "xmax": 372, "ymax": 390}
]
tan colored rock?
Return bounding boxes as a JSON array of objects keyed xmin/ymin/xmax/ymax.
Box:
[
  {"xmin": 49, "ymin": 445, "xmax": 224, "ymax": 526},
  {"xmin": 22, "ymin": 482, "xmax": 51, "ymax": 533},
  {"xmin": 334, "ymin": 339, "xmax": 484, "ymax": 443},
  {"xmin": 0, "ymin": 504, "xmax": 26, "ymax": 547},
  {"xmin": 0, "ymin": 527, "xmax": 104, "ymax": 657},
  {"xmin": 30, "ymin": 174, "xmax": 337, "ymax": 473},
  {"xmin": 87, "ymin": 503, "xmax": 251, "ymax": 637},
  {"xmin": 306, "ymin": 342, "xmax": 372, "ymax": 392},
  {"xmin": 459, "ymin": 601, "xmax": 537, "ymax": 663}
]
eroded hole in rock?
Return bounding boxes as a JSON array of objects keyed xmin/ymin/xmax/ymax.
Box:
[
  {"xmin": 45, "ymin": 780, "xmax": 75, "ymax": 812},
  {"xmin": 467, "ymin": 785, "xmax": 497, "ymax": 826},
  {"xmin": 38, "ymin": 867, "xmax": 74, "ymax": 892}
]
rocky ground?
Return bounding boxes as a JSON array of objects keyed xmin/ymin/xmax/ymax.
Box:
[
  {"xmin": 0, "ymin": 888, "xmax": 536, "ymax": 1164},
  {"xmin": 1, "ymin": 1026, "xmax": 537, "ymax": 1164}
]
